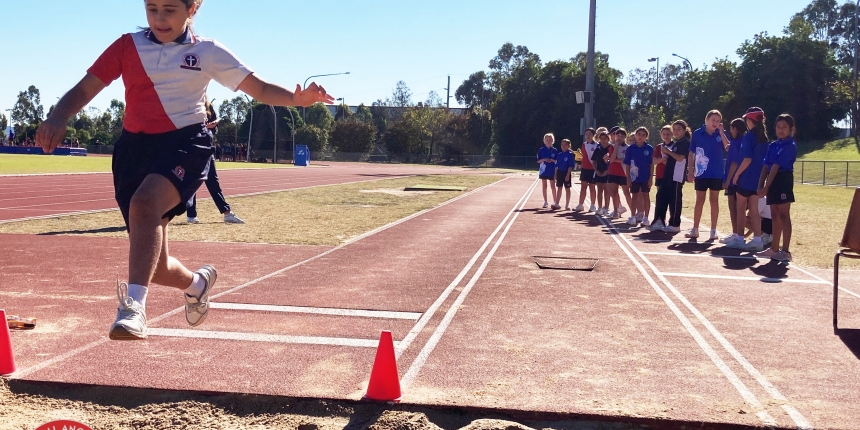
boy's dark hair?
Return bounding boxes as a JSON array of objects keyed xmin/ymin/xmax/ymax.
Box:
[{"xmin": 584, "ymin": 128, "xmax": 596, "ymax": 136}]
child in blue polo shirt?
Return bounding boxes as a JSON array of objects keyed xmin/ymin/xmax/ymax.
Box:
[
  {"xmin": 553, "ymin": 139, "xmax": 575, "ymax": 210},
  {"xmin": 757, "ymin": 114, "xmax": 798, "ymax": 262},
  {"xmin": 537, "ymin": 133, "xmax": 559, "ymax": 209},
  {"xmin": 624, "ymin": 127, "xmax": 655, "ymax": 226},
  {"xmin": 729, "ymin": 107, "xmax": 770, "ymax": 251},
  {"xmin": 686, "ymin": 110, "xmax": 727, "ymax": 240},
  {"xmin": 719, "ymin": 118, "xmax": 745, "ymax": 245}
]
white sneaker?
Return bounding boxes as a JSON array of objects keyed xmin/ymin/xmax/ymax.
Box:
[
  {"xmin": 588, "ymin": 205, "xmax": 597, "ymax": 213},
  {"xmin": 223, "ymin": 213, "xmax": 245, "ymax": 224},
  {"xmin": 109, "ymin": 282, "xmax": 147, "ymax": 340},
  {"xmin": 618, "ymin": 206, "xmax": 628, "ymax": 215},
  {"xmin": 775, "ymin": 250, "xmax": 793, "ymax": 262},
  {"xmin": 542, "ymin": 202, "xmax": 549, "ymax": 209},
  {"xmin": 761, "ymin": 233, "xmax": 773, "ymax": 247},
  {"xmin": 726, "ymin": 238, "xmax": 746, "ymax": 249},
  {"xmin": 719, "ymin": 234, "xmax": 737, "ymax": 244},
  {"xmin": 685, "ymin": 228, "xmax": 699, "ymax": 239},
  {"xmin": 648, "ymin": 220, "xmax": 664, "ymax": 231},
  {"xmin": 743, "ymin": 239, "xmax": 764, "ymax": 252},
  {"xmin": 564, "ymin": 206, "xmax": 570, "ymax": 211},
  {"xmin": 185, "ymin": 265, "xmax": 217, "ymax": 327},
  {"xmin": 626, "ymin": 216, "xmax": 638, "ymax": 226},
  {"xmin": 709, "ymin": 230, "xmax": 719, "ymax": 240},
  {"xmin": 662, "ymin": 225, "xmax": 681, "ymax": 233},
  {"xmin": 641, "ymin": 218, "xmax": 651, "ymax": 227},
  {"xmin": 574, "ymin": 204, "xmax": 585, "ymax": 212},
  {"xmin": 187, "ymin": 217, "xmax": 200, "ymax": 224}
]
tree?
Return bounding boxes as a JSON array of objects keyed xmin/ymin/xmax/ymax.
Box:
[
  {"xmin": 294, "ymin": 125, "xmax": 327, "ymax": 153},
  {"xmin": 455, "ymin": 71, "xmax": 493, "ymax": 109},
  {"xmin": 681, "ymin": 58, "xmax": 742, "ymax": 126},
  {"xmin": 793, "ymin": 0, "xmax": 839, "ymax": 41},
  {"xmin": 11, "ymin": 85, "xmax": 44, "ymax": 132},
  {"xmin": 334, "ymin": 101, "xmax": 353, "ymax": 121},
  {"xmin": 382, "ymin": 124, "xmax": 410, "ymax": 155},
  {"xmin": 330, "ymin": 121, "xmax": 376, "ymax": 153},
  {"xmin": 391, "ymin": 81, "xmax": 413, "ymax": 107},
  {"xmin": 354, "ymin": 104, "xmax": 374, "ymax": 124},
  {"xmin": 304, "ymin": 102, "xmax": 334, "ymax": 132}
]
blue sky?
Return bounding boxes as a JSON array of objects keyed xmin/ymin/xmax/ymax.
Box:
[{"xmin": 2, "ymin": 0, "xmax": 811, "ymax": 119}]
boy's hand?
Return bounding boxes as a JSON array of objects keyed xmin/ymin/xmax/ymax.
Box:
[
  {"xmin": 36, "ymin": 115, "xmax": 68, "ymax": 154},
  {"xmin": 294, "ymin": 82, "xmax": 335, "ymax": 107}
]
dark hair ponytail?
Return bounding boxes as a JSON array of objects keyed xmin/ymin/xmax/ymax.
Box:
[
  {"xmin": 730, "ymin": 118, "xmax": 746, "ymax": 138},
  {"xmin": 672, "ymin": 120, "xmax": 692, "ymax": 139}
]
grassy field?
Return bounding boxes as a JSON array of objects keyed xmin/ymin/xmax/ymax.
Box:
[
  {"xmin": 0, "ymin": 154, "xmax": 294, "ymax": 174},
  {"xmin": 678, "ymin": 183, "xmax": 859, "ymax": 269},
  {"xmin": 0, "ymin": 175, "xmax": 503, "ymax": 246},
  {"xmin": 799, "ymin": 138, "xmax": 860, "ymax": 160}
]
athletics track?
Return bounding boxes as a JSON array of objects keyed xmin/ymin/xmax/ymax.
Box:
[{"xmin": 1, "ymin": 163, "xmax": 860, "ymax": 429}]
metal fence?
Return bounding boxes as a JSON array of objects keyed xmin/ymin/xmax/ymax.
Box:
[{"xmin": 796, "ymin": 160, "xmax": 860, "ymax": 187}]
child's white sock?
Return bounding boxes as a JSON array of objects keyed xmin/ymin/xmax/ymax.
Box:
[
  {"xmin": 127, "ymin": 283, "xmax": 148, "ymax": 308},
  {"xmin": 183, "ymin": 273, "xmax": 206, "ymax": 298},
  {"xmin": 710, "ymin": 229, "xmax": 718, "ymax": 237}
]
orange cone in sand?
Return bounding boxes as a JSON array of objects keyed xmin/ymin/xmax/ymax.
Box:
[
  {"xmin": 363, "ymin": 330, "xmax": 401, "ymax": 402},
  {"xmin": 0, "ymin": 309, "xmax": 17, "ymax": 376}
]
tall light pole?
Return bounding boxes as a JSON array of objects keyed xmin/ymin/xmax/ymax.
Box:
[
  {"xmin": 269, "ymin": 105, "xmax": 278, "ymax": 164},
  {"xmin": 336, "ymin": 97, "xmax": 346, "ymax": 120},
  {"xmin": 243, "ymin": 95, "xmax": 254, "ymax": 163},
  {"xmin": 853, "ymin": 0, "xmax": 858, "ymax": 137},
  {"xmin": 648, "ymin": 57, "xmax": 659, "ymax": 108},
  {"xmin": 672, "ymin": 53, "xmax": 692, "ymax": 71},
  {"xmin": 584, "ymin": 0, "xmax": 596, "ymax": 134},
  {"xmin": 302, "ymin": 71, "xmax": 350, "ymax": 121}
]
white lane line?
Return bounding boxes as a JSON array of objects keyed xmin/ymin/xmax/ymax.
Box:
[
  {"xmin": 614, "ymin": 227, "xmax": 812, "ymax": 429},
  {"xmin": 640, "ymin": 251, "xmax": 758, "ymax": 260},
  {"xmin": 789, "ymin": 263, "xmax": 860, "ymax": 300},
  {"xmin": 396, "ymin": 178, "xmax": 539, "ymax": 358},
  {"xmin": 10, "ymin": 178, "xmax": 507, "ymax": 379},
  {"xmin": 210, "ymin": 302, "xmax": 421, "ymax": 320},
  {"xmin": 592, "ymin": 215, "xmax": 778, "ymax": 427},
  {"xmin": 399, "ymin": 179, "xmax": 536, "ymax": 391},
  {"xmin": 658, "ymin": 272, "xmax": 830, "ymax": 285},
  {"xmin": 147, "ymin": 328, "xmax": 383, "ymax": 347}
]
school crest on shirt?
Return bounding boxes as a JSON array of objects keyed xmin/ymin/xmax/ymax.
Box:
[
  {"xmin": 173, "ymin": 166, "xmax": 186, "ymax": 181},
  {"xmin": 181, "ymin": 54, "xmax": 201, "ymax": 71}
]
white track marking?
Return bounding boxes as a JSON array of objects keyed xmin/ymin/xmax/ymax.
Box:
[
  {"xmin": 657, "ymin": 272, "xmax": 830, "ymax": 285},
  {"xmin": 10, "ymin": 178, "xmax": 507, "ymax": 379},
  {"xmin": 613, "ymin": 227, "xmax": 812, "ymax": 429},
  {"xmin": 210, "ymin": 303, "xmax": 421, "ymax": 320},
  {"xmin": 592, "ymin": 215, "xmax": 778, "ymax": 426},
  {"xmin": 640, "ymin": 251, "xmax": 758, "ymax": 260},
  {"xmin": 396, "ymin": 179, "xmax": 539, "ymax": 358},
  {"xmin": 789, "ymin": 264, "xmax": 860, "ymax": 299},
  {"xmin": 400, "ymin": 179, "xmax": 536, "ymax": 391},
  {"xmin": 147, "ymin": 328, "xmax": 384, "ymax": 347}
]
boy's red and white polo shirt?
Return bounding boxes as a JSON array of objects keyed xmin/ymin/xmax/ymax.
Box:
[{"xmin": 88, "ymin": 30, "xmax": 252, "ymax": 135}]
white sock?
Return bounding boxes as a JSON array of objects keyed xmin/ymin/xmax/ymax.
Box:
[
  {"xmin": 183, "ymin": 273, "xmax": 206, "ymax": 298},
  {"xmin": 710, "ymin": 229, "xmax": 717, "ymax": 237},
  {"xmin": 127, "ymin": 283, "xmax": 148, "ymax": 308}
]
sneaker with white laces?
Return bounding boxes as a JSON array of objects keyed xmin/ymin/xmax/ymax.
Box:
[
  {"xmin": 641, "ymin": 218, "xmax": 651, "ymax": 227},
  {"xmin": 542, "ymin": 202, "xmax": 549, "ymax": 209},
  {"xmin": 187, "ymin": 217, "xmax": 200, "ymax": 224},
  {"xmin": 718, "ymin": 234, "xmax": 737, "ymax": 244},
  {"xmin": 709, "ymin": 230, "xmax": 719, "ymax": 240},
  {"xmin": 574, "ymin": 204, "xmax": 585, "ymax": 212},
  {"xmin": 109, "ymin": 282, "xmax": 147, "ymax": 340},
  {"xmin": 223, "ymin": 213, "xmax": 245, "ymax": 224},
  {"xmin": 618, "ymin": 206, "xmax": 628, "ymax": 215},
  {"xmin": 662, "ymin": 225, "xmax": 681, "ymax": 233},
  {"xmin": 685, "ymin": 228, "xmax": 699, "ymax": 239},
  {"xmin": 743, "ymin": 239, "xmax": 764, "ymax": 252},
  {"xmin": 648, "ymin": 220, "xmax": 664, "ymax": 231},
  {"xmin": 185, "ymin": 265, "xmax": 217, "ymax": 327},
  {"xmin": 588, "ymin": 205, "xmax": 597, "ymax": 212},
  {"xmin": 626, "ymin": 216, "xmax": 638, "ymax": 226},
  {"xmin": 564, "ymin": 206, "xmax": 571, "ymax": 211},
  {"xmin": 726, "ymin": 237, "xmax": 746, "ymax": 249},
  {"xmin": 756, "ymin": 248, "xmax": 779, "ymax": 259},
  {"xmin": 775, "ymin": 250, "xmax": 793, "ymax": 262}
]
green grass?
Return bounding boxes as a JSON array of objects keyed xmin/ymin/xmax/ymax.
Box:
[
  {"xmin": 798, "ymin": 138, "xmax": 860, "ymax": 160},
  {"xmin": 0, "ymin": 154, "xmax": 295, "ymax": 175}
]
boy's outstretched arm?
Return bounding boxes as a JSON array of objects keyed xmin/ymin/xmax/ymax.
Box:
[
  {"xmin": 238, "ymin": 74, "xmax": 335, "ymax": 107},
  {"xmin": 36, "ymin": 74, "xmax": 106, "ymax": 154}
]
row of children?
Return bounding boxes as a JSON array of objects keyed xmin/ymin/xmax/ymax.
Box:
[{"xmin": 536, "ymin": 107, "xmax": 797, "ymax": 262}]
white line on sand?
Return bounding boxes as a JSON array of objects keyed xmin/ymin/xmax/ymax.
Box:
[
  {"xmin": 210, "ymin": 302, "xmax": 421, "ymax": 320},
  {"xmin": 147, "ymin": 328, "xmax": 384, "ymax": 347},
  {"xmin": 657, "ymin": 272, "xmax": 830, "ymax": 285}
]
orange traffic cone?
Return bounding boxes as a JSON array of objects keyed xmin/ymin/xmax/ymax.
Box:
[
  {"xmin": 363, "ymin": 330, "xmax": 401, "ymax": 402},
  {"xmin": 0, "ymin": 309, "xmax": 17, "ymax": 376}
]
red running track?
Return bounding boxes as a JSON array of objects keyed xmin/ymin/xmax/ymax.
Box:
[{"xmin": 0, "ymin": 162, "xmax": 486, "ymax": 222}]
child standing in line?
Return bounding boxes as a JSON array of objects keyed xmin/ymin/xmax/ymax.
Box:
[
  {"xmin": 729, "ymin": 107, "xmax": 769, "ymax": 251},
  {"xmin": 575, "ymin": 128, "xmax": 599, "ymax": 212},
  {"xmin": 624, "ymin": 127, "xmax": 655, "ymax": 227},
  {"xmin": 36, "ymin": 0, "xmax": 334, "ymax": 340},
  {"xmin": 685, "ymin": 110, "xmax": 727, "ymax": 240},
  {"xmin": 659, "ymin": 121, "xmax": 692, "ymax": 233},
  {"xmin": 591, "ymin": 131, "xmax": 612, "ymax": 216},
  {"xmin": 649, "ymin": 125, "xmax": 672, "ymax": 230},
  {"xmin": 537, "ymin": 133, "xmax": 559, "ymax": 209},
  {"xmin": 607, "ymin": 128, "xmax": 630, "ymax": 219},
  {"xmin": 719, "ymin": 118, "xmax": 746, "ymax": 244},
  {"xmin": 757, "ymin": 114, "xmax": 798, "ymax": 262},
  {"xmin": 554, "ymin": 139, "xmax": 575, "ymax": 210}
]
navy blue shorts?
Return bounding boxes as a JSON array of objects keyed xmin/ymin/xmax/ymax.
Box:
[
  {"xmin": 579, "ymin": 169, "xmax": 595, "ymax": 183},
  {"xmin": 767, "ymin": 171, "xmax": 794, "ymax": 205},
  {"xmin": 112, "ymin": 124, "xmax": 214, "ymax": 230},
  {"xmin": 608, "ymin": 174, "xmax": 627, "ymax": 185}
]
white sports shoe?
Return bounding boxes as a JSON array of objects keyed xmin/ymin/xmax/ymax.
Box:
[
  {"xmin": 187, "ymin": 217, "xmax": 200, "ymax": 224},
  {"xmin": 626, "ymin": 216, "xmax": 638, "ymax": 226},
  {"xmin": 743, "ymin": 239, "xmax": 764, "ymax": 252},
  {"xmin": 109, "ymin": 282, "xmax": 147, "ymax": 340},
  {"xmin": 648, "ymin": 220, "xmax": 664, "ymax": 231},
  {"xmin": 185, "ymin": 265, "xmax": 217, "ymax": 327},
  {"xmin": 685, "ymin": 228, "xmax": 699, "ymax": 239},
  {"xmin": 223, "ymin": 213, "xmax": 245, "ymax": 224},
  {"xmin": 574, "ymin": 204, "xmax": 584, "ymax": 212},
  {"xmin": 662, "ymin": 225, "xmax": 681, "ymax": 233},
  {"xmin": 726, "ymin": 237, "xmax": 746, "ymax": 249},
  {"xmin": 542, "ymin": 202, "xmax": 549, "ymax": 209},
  {"xmin": 719, "ymin": 234, "xmax": 737, "ymax": 244},
  {"xmin": 761, "ymin": 233, "xmax": 773, "ymax": 246},
  {"xmin": 588, "ymin": 205, "xmax": 597, "ymax": 212},
  {"xmin": 641, "ymin": 218, "xmax": 651, "ymax": 227}
]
